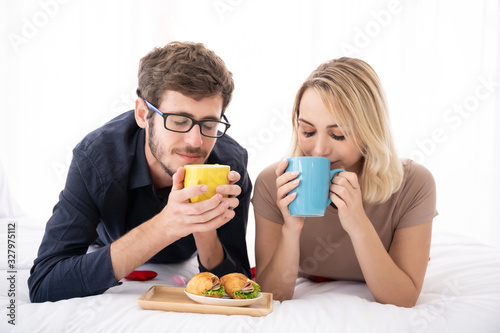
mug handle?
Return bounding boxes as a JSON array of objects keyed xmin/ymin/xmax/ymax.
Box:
[{"xmin": 326, "ymin": 169, "xmax": 345, "ymax": 206}]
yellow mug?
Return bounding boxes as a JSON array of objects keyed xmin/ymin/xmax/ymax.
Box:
[{"xmin": 184, "ymin": 164, "xmax": 230, "ymax": 203}]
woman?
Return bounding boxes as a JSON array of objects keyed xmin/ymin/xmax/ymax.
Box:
[{"xmin": 252, "ymin": 57, "xmax": 437, "ymax": 307}]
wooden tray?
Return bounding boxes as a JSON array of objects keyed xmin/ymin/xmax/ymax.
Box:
[{"xmin": 137, "ymin": 286, "xmax": 273, "ymax": 317}]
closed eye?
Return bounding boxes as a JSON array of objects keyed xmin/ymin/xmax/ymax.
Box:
[
  {"xmin": 302, "ymin": 131, "xmax": 315, "ymax": 138},
  {"xmin": 202, "ymin": 122, "xmax": 216, "ymax": 131},
  {"xmin": 330, "ymin": 133, "xmax": 345, "ymax": 141},
  {"xmin": 174, "ymin": 119, "xmax": 190, "ymax": 126}
]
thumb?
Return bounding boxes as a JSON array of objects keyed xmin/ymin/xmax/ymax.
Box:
[{"xmin": 172, "ymin": 167, "xmax": 185, "ymax": 191}]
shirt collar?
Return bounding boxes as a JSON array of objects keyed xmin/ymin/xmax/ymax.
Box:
[{"xmin": 129, "ymin": 129, "xmax": 153, "ymax": 189}]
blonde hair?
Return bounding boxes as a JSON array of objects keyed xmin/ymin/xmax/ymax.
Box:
[{"xmin": 289, "ymin": 57, "xmax": 403, "ymax": 204}]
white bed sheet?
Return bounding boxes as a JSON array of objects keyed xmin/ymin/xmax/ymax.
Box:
[{"xmin": 1, "ymin": 216, "xmax": 500, "ymax": 333}]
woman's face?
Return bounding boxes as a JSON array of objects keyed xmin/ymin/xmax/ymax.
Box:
[{"xmin": 297, "ymin": 88, "xmax": 363, "ymax": 173}]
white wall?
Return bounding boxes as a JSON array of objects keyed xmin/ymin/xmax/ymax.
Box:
[{"xmin": 1, "ymin": 1, "xmax": 499, "ymax": 267}]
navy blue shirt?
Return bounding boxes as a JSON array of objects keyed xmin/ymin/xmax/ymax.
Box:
[{"xmin": 28, "ymin": 111, "xmax": 252, "ymax": 302}]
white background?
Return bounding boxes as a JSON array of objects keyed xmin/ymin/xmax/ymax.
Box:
[{"xmin": 1, "ymin": 0, "xmax": 499, "ymax": 266}]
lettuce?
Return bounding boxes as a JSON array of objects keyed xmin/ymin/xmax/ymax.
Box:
[
  {"xmin": 202, "ymin": 285, "xmax": 225, "ymax": 297},
  {"xmin": 233, "ymin": 282, "xmax": 261, "ymax": 299}
]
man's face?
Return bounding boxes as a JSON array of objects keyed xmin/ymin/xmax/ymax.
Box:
[{"xmin": 146, "ymin": 90, "xmax": 223, "ymax": 181}]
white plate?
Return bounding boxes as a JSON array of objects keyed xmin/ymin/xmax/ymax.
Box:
[{"xmin": 184, "ymin": 290, "xmax": 262, "ymax": 307}]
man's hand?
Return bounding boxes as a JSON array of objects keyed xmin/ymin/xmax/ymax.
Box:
[{"xmin": 158, "ymin": 167, "xmax": 242, "ymax": 241}]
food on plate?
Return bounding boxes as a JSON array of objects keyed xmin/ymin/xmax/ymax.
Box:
[
  {"xmin": 220, "ymin": 273, "xmax": 261, "ymax": 299},
  {"xmin": 185, "ymin": 272, "xmax": 225, "ymax": 298}
]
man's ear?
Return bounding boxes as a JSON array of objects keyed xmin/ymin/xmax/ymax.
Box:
[{"xmin": 135, "ymin": 98, "xmax": 149, "ymax": 129}]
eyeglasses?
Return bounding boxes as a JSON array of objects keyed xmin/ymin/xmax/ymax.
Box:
[{"xmin": 144, "ymin": 100, "xmax": 231, "ymax": 138}]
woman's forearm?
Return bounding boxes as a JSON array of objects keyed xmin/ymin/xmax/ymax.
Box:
[
  {"xmin": 348, "ymin": 219, "xmax": 423, "ymax": 307},
  {"xmin": 256, "ymin": 225, "xmax": 302, "ymax": 301}
]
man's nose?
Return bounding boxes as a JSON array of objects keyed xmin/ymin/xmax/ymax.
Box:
[{"xmin": 184, "ymin": 124, "xmax": 203, "ymax": 147}]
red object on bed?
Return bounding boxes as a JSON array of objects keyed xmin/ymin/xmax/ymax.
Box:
[{"xmin": 124, "ymin": 270, "xmax": 158, "ymax": 281}]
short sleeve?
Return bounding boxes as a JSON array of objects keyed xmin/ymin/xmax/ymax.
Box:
[
  {"xmin": 251, "ymin": 162, "xmax": 284, "ymax": 224},
  {"xmin": 396, "ymin": 160, "xmax": 438, "ymax": 229}
]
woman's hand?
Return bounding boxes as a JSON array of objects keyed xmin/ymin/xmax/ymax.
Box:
[
  {"xmin": 329, "ymin": 171, "xmax": 370, "ymax": 234},
  {"xmin": 275, "ymin": 159, "xmax": 306, "ymax": 231}
]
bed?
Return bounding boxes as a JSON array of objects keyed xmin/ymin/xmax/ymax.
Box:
[{"xmin": 1, "ymin": 215, "xmax": 500, "ymax": 333}]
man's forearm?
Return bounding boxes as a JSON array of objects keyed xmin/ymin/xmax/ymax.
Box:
[
  {"xmin": 110, "ymin": 215, "xmax": 179, "ymax": 281},
  {"xmin": 193, "ymin": 230, "xmax": 225, "ymax": 270}
]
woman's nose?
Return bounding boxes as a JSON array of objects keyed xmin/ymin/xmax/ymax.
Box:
[{"xmin": 313, "ymin": 134, "xmax": 332, "ymax": 157}]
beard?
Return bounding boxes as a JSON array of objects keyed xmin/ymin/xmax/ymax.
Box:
[{"xmin": 148, "ymin": 123, "xmax": 209, "ymax": 177}]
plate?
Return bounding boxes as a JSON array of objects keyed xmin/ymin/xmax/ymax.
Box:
[{"xmin": 184, "ymin": 290, "xmax": 263, "ymax": 307}]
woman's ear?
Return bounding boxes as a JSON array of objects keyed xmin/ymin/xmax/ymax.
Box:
[{"xmin": 135, "ymin": 98, "xmax": 149, "ymax": 129}]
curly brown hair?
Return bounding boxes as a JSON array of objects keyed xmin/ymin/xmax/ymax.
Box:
[{"xmin": 136, "ymin": 41, "xmax": 234, "ymax": 117}]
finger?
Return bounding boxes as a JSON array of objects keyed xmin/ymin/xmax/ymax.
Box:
[
  {"xmin": 184, "ymin": 193, "xmax": 224, "ymax": 216},
  {"xmin": 330, "ymin": 184, "xmax": 350, "ymax": 205},
  {"xmin": 276, "ymin": 170, "xmax": 300, "ymax": 189},
  {"xmin": 278, "ymin": 192, "xmax": 297, "ymax": 211},
  {"xmin": 218, "ymin": 208, "xmax": 236, "ymax": 226},
  {"xmin": 227, "ymin": 170, "xmax": 240, "ymax": 184},
  {"xmin": 330, "ymin": 191, "xmax": 346, "ymax": 209},
  {"xmin": 343, "ymin": 172, "xmax": 360, "ymax": 189},
  {"xmin": 190, "ymin": 199, "xmax": 230, "ymax": 224},
  {"xmin": 277, "ymin": 182, "xmax": 298, "ymax": 208},
  {"xmin": 220, "ymin": 196, "xmax": 239, "ymax": 210},
  {"xmin": 174, "ymin": 184, "xmax": 209, "ymax": 203},
  {"xmin": 275, "ymin": 159, "xmax": 290, "ymax": 177},
  {"xmin": 172, "ymin": 167, "xmax": 185, "ymax": 191},
  {"xmin": 223, "ymin": 208, "xmax": 235, "ymax": 222},
  {"xmin": 192, "ymin": 211, "xmax": 231, "ymax": 233},
  {"xmin": 331, "ymin": 172, "xmax": 359, "ymax": 189},
  {"xmin": 277, "ymin": 174, "xmax": 300, "ymax": 198},
  {"xmin": 216, "ymin": 183, "xmax": 242, "ymax": 197}
]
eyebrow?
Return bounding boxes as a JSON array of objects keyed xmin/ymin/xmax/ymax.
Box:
[
  {"xmin": 298, "ymin": 118, "xmax": 338, "ymax": 128},
  {"xmin": 172, "ymin": 111, "xmax": 221, "ymax": 121}
]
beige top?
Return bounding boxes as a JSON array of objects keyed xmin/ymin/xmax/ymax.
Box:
[{"xmin": 251, "ymin": 159, "xmax": 438, "ymax": 281}]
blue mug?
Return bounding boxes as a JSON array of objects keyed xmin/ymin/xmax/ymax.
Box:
[{"xmin": 286, "ymin": 156, "xmax": 345, "ymax": 217}]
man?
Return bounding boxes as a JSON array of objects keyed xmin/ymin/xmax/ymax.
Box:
[{"xmin": 28, "ymin": 41, "xmax": 252, "ymax": 302}]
